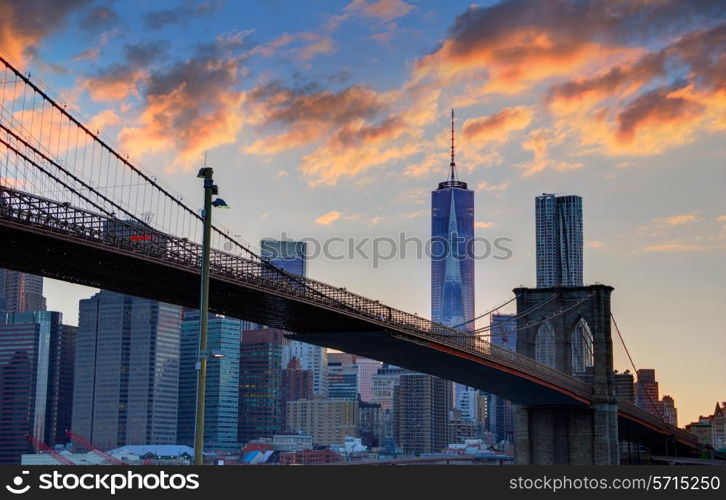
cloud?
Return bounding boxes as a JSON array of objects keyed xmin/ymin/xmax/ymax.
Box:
[
  {"xmin": 547, "ymin": 23, "xmax": 726, "ymax": 156},
  {"xmin": 462, "ymin": 106, "xmax": 534, "ymax": 145},
  {"xmin": 315, "ymin": 210, "xmax": 343, "ymax": 225},
  {"xmin": 81, "ymin": 41, "xmax": 169, "ymax": 101},
  {"xmin": 0, "ymin": 0, "xmax": 90, "ymax": 64},
  {"xmin": 78, "ymin": 6, "xmax": 120, "ymax": 33},
  {"xmin": 655, "ymin": 214, "xmax": 699, "ymax": 226},
  {"xmin": 244, "ymin": 82, "xmax": 389, "ymax": 154},
  {"xmin": 143, "ymin": 0, "xmax": 222, "ymax": 30},
  {"xmin": 118, "ymin": 32, "xmax": 250, "ymax": 163},
  {"xmin": 642, "ymin": 242, "xmax": 723, "ymax": 253},
  {"xmin": 346, "ymin": 0, "xmax": 415, "ymax": 23},
  {"xmin": 519, "ymin": 128, "xmax": 583, "ymax": 176},
  {"xmin": 314, "ymin": 210, "xmax": 361, "ymax": 225},
  {"xmin": 413, "ymin": 0, "xmax": 725, "ymax": 96},
  {"xmin": 475, "ymin": 221, "xmax": 495, "ymax": 228},
  {"xmin": 476, "ymin": 181, "xmax": 508, "ymax": 192},
  {"xmin": 587, "ymin": 240, "xmax": 604, "ymax": 248}
]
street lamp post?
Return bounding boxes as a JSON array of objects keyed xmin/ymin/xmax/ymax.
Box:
[{"xmin": 194, "ymin": 166, "xmax": 228, "ymax": 466}]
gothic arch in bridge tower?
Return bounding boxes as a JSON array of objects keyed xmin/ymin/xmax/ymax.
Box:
[
  {"xmin": 570, "ymin": 317, "xmax": 594, "ymax": 380},
  {"xmin": 534, "ymin": 321, "xmax": 556, "ymax": 369}
]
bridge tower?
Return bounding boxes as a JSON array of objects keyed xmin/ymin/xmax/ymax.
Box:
[{"xmin": 512, "ymin": 284, "xmax": 619, "ymax": 465}]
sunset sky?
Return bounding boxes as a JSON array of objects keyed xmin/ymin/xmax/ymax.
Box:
[{"xmin": 1, "ymin": 0, "xmax": 724, "ymax": 424}]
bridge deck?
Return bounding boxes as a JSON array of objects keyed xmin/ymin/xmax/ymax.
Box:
[{"xmin": 0, "ymin": 187, "xmax": 696, "ymax": 449}]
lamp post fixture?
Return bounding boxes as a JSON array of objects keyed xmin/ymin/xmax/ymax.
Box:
[{"xmin": 194, "ymin": 166, "xmax": 229, "ymax": 466}]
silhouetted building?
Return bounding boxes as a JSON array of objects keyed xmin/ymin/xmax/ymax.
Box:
[
  {"xmin": 178, "ymin": 310, "xmax": 241, "ymax": 451},
  {"xmin": 535, "ymin": 194, "xmax": 583, "ymax": 287},
  {"xmin": 635, "ymin": 369, "xmax": 660, "ymax": 417},
  {"xmin": 661, "ymin": 395, "xmax": 678, "ymax": 426},
  {"xmin": 0, "ymin": 311, "xmax": 69, "ymax": 464},
  {"xmin": 280, "ymin": 357, "xmax": 313, "ymax": 430},
  {"xmin": 0, "ymin": 269, "xmax": 46, "ymax": 315},
  {"xmin": 394, "ymin": 373, "xmax": 451, "ymax": 454},
  {"xmin": 238, "ymin": 328, "xmax": 286, "ymax": 444},
  {"xmin": 72, "ymin": 292, "xmax": 181, "ymax": 451},
  {"xmin": 613, "ymin": 370, "xmax": 635, "ymax": 403}
]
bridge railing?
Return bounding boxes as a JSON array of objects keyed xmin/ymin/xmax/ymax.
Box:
[
  {"xmin": 0, "ymin": 186, "xmax": 592, "ymax": 400},
  {"xmin": 618, "ymin": 400, "xmax": 697, "ymax": 445}
]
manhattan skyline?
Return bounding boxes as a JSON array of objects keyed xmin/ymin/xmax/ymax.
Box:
[{"xmin": 0, "ymin": 0, "xmax": 723, "ymax": 426}]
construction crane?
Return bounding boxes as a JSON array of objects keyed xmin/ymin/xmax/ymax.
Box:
[
  {"xmin": 65, "ymin": 430, "xmax": 125, "ymax": 465},
  {"xmin": 24, "ymin": 435, "xmax": 75, "ymax": 465}
]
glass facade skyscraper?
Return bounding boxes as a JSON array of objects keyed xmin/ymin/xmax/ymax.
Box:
[
  {"xmin": 238, "ymin": 328, "xmax": 286, "ymax": 444},
  {"xmin": 431, "ymin": 112, "xmax": 475, "ymax": 410},
  {"xmin": 71, "ymin": 291, "xmax": 181, "ymax": 450},
  {"xmin": 0, "ymin": 311, "xmax": 69, "ymax": 464},
  {"xmin": 488, "ymin": 313, "xmax": 517, "ymax": 444},
  {"xmin": 265, "ymin": 238, "xmax": 329, "ymax": 397},
  {"xmin": 535, "ymin": 194, "xmax": 583, "ymax": 287},
  {"xmin": 178, "ymin": 310, "xmax": 241, "ymax": 452}
]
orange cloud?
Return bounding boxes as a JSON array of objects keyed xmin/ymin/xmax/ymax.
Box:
[
  {"xmin": 412, "ymin": 1, "xmax": 724, "ymax": 101},
  {"xmin": 642, "ymin": 243, "xmax": 723, "ymax": 253},
  {"xmin": 462, "ymin": 106, "xmax": 533, "ymax": 145},
  {"xmin": 300, "ymin": 119, "xmax": 420, "ymax": 186},
  {"xmin": 118, "ymin": 35, "xmax": 248, "ymax": 163},
  {"xmin": 519, "ymin": 128, "xmax": 583, "ymax": 176},
  {"xmin": 0, "ymin": 1, "xmax": 89, "ymax": 65},
  {"xmin": 655, "ymin": 214, "xmax": 699, "ymax": 226},
  {"xmin": 476, "ymin": 181, "xmax": 508, "ymax": 192},
  {"xmin": 315, "ymin": 210, "xmax": 343, "ymax": 225},
  {"xmin": 475, "ymin": 221, "xmax": 495, "ymax": 228}
]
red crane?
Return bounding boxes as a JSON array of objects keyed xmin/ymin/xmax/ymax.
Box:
[
  {"xmin": 65, "ymin": 430, "xmax": 125, "ymax": 465},
  {"xmin": 24, "ymin": 435, "xmax": 75, "ymax": 465}
]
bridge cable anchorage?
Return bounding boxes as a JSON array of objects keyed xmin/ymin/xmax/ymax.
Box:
[
  {"xmin": 469, "ymin": 292, "xmax": 560, "ymax": 335},
  {"xmin": 450, "ymin": 296, "xmax": 517, "ymax": 329},
  {"xmin": 611, "ymin": 313, "xmax": 670, "ymax": 423}
]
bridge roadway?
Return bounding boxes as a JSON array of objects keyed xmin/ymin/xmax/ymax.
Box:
[{"xmin": 0, "ymin": 186, "xmax": 697, "ymax": 451}]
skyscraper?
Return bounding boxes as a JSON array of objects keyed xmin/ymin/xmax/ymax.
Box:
[
  {"xmin": 238, "ymin": 328, "xmax": 286, "ymax": 444},
  {"xmin": 71, "ymin": 292, "xmax": 181, "ymax": 450},
  {"xmin": 535, "ymin": 194, "xmax": 583, "ymax": 287},
  {"xmin": 431, "ymin": 111, "xmax": 475, "ymax": 330},
  {"xmin": 261, "ymin": 239, "xmax": 307, "ymax": 276},
  {"xmin": 178, "ymin": 310, "xmax": 241, "ymax": 452},
  {"xmin": 0, "ymin": 311, "xmax": 71, "ymax": 464},
  {"xmin": 280, "ymin": 357, "xmax": 313, "ymax": 431},
  {"xmin": 635, "ymin": 369, "xmax": 660, "ymax": 417},
  {"xmin": 431, "ymin": 110, "xmax": 475, "ymax": 412},
  {"xmin": 393, "ymin": 372, "xmax": 451, "ymax": 454},
  {"xmin": 488, "ymin": 313, "xmax": 517, "ymax": 444},
  {"xmin": 355, "ymin": 356, "xmax": 382, "ymax": 402},
  {"xmin": 0, "ymin": 269, "xmax": 46, "ymax": 316},
  {"xmin": 327, "ymin": 352, "xmax": 359, "ymax": 400},
  {"xmin": 265, "ymin": 239, "xmax": 328, "ymax": 397}
]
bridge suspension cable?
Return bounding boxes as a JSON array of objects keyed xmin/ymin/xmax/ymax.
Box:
[
  {"xmin": 450, "ymin": 296, "xmax": 516, "ymax": 329},
  {"xmin": 611, "ymin": 313, "xmax": 669, "ymax": 422},
  {"xmin": 470, "ymin": 292, "xmax": 560, "ymax": 335},
  {"xmin": 468, "ymin": 292, "xmax": 596, "ymax": 338},
  {"xmin": 0, "ymin": 54, "xmax": 395, "ymax": 315}
]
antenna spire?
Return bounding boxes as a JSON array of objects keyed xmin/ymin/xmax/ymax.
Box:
[{"xmin": 449, "ymin": 108, "xmax": 457, "ymax": 182}]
